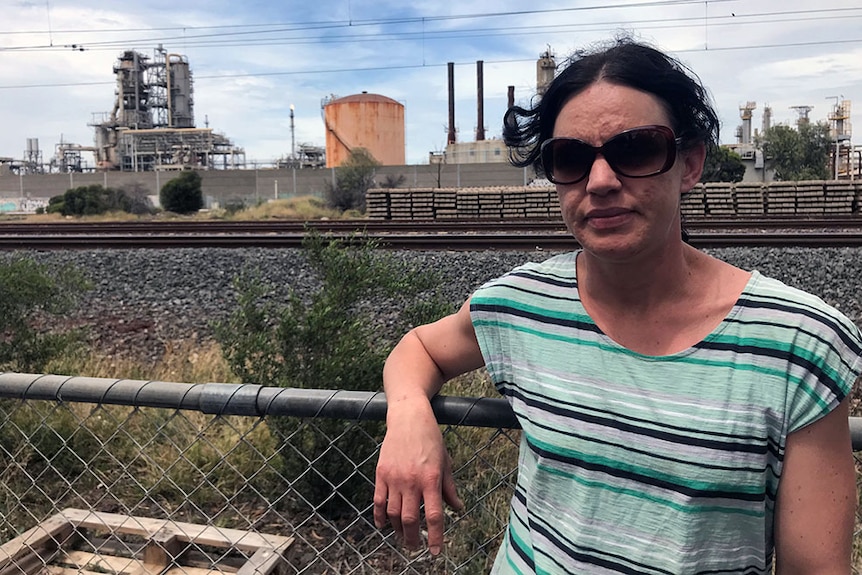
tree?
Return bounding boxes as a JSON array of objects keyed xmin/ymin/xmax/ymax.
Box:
[
  {"xmin": 325, "ymin": 148, "xmax": 379, "ymax": 212},
  {"xmin": 160, "ymin": 170, "xmax": 203, "ymax": 214},
  {"xmin": 761, "ymin": 121, "xmax": 832, "ymax": 181},
  {"xmin": 700, "ymin": 145, "xmax": 745, "ymax": 183}
]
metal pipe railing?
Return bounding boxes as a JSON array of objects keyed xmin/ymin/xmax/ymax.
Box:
[{"xmin": 0, "ymin": 372, "xmax": 855, "ymax": 448}]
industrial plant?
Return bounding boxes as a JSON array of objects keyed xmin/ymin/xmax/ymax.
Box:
[
  {"xmin": 727, "ymin": 98, "xmax": 853, "ymax": 181},
  {"xmin": 87, "ymin": 46, "xmax": 247, "ymax": 172},
  {"xmin": 2, "ymin": 47, "xmax": 256, "ymax": 175},
  {"xmin": 0, "ymin": 44, "xmax": 858, "ymax": 188}
]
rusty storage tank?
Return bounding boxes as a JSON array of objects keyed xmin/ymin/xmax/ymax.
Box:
[{"xmin": 323, "ymin": 92, "xmax": 405, "ymax": 167}]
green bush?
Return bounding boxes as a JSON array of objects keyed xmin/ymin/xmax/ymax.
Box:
[
  {"xmin": 160, "ymin": 171, "xmax": 203, "ymax": 214},
  {"xmin": 47, "ymin": 184, "xmax": 132, "ymax": 216},
  {"xmin": 0, "ymin": 257, "xmax": 90, "ymax": 507},
  {"xmin": 325, "ymin": 148, "xmax": 379, "ymax": 212},
  {"xmin": 214, "ymin": 231, "xmax": 453, "ymax": 517},
  {"xmin": 0, "ymin": 256, "xmax": 89, "ymax": 371}
]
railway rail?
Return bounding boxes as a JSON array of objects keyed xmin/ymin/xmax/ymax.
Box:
[{"xmin": 0, "ymin": 217, "xmax": 859, "ymax": 250}]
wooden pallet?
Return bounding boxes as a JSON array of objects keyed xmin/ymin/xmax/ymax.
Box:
[{"xmin": 0, "ymin": 509, "xmax": 293, "ymax": 575}]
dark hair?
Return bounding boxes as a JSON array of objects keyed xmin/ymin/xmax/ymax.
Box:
[{"xmin": 503, "ymin": 37, "xmax": 720, "ymax": 177}]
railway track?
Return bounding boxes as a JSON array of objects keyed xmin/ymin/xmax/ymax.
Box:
[{"xmin": 0, "ymin": 217, "xmax": 859, "ymax": 249}]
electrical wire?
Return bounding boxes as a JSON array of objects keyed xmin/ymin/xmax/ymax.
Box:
[
  {"xmin": 1, "ymin": 2, "xmax": 861, "ymax": 90},
  {"xmin": 1, "ymin": 2, "xmax": 850, "ymax": 52}
]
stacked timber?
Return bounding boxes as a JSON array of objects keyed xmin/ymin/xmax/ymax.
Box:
[
  {"xmin": 365, "ymin": 189, "xmax": 389, "ymax": 219},
  {"xmin": 681, "ymin": 184, "xmax": 706, "ymax": 217},
  {"xmin": 388, "ymin": 190, "xmax": 413, "ymax": 219},
  {"xmin": 765, "ymin": 182, "xmax": 797, "ymax": 215},
  {"xmin": 477, "ymin": 189, "xmax": 504, "ymax": 219},
  {"xmin": 703, "ymin": 182, "xmax": 735, "ymax": 215},
  {"xmin": 734, "ymin": 183, "xmax": 765, "ymax": 215},
  {"xmin": 502, "ymin": 188, "xmax": 527, "ymax": 218},
  {"xmin": 525, "ymin": 188, "xmax": 556, "ymax": 218},
  {"xmin": 795, "ymin": 181, "xmax": 825, "ymax": 215},
  {"xmin": 411, "ymin": 189, "xmax": 435, "ymax": 220},
  {"xmin": 434, "ymin": 188, "xmax": 458, "ymax": 219},
  {"xmin": 824, "ymin": 181, "xmax": 855, "ymax": 215},
  {"xmin": 455, "ymin": 190, "xmax": 479, "ymax": 218},
  {"xmin": 365, "ymin": 181, "xmax": 859, "ymax": 220}
]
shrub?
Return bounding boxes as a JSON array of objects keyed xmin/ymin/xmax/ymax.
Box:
[
  {"xmin": 0, "ymin": 256, "xmax": 89, "ymax": 372},
  {"xmin": 47, "ymin": 184, "xmax": 132, "ymax": 216},
  {"xmin": 213, "ymin": 231, "xmax": 453, "ymax": 517},
  {"xmin": 160, "ymin": 171, "xmax": 203, "ymax": 214},
  {"xmin": 380, "ymin": 173, "xmax": 406, "ymax": 189},
  {"xmin": 223, "ymin": 199, "xmax": 246, "ymax": 215},
  {"xmin": 325, "ymin": 148, "xmax": 379, "ymax": 212},
  {"xmin": 120, "ymin": 182, "xmax": 157, "ymax": 215}
]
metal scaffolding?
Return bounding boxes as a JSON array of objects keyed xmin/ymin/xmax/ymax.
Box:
[{"xmin": 89, "ymin": 47, "xmax": 245, "ymax": 172}]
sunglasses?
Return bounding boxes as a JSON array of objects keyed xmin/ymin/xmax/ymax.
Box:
[{"xmin": 540, "ymin": 125, "xmax": 681, "ymax": 185}]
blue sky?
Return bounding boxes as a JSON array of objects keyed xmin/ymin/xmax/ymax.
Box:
[{"xmin": 2, "ymin": 0, "xmax": 862, "ymax": 166}]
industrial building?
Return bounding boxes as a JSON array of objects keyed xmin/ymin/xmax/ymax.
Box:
[
  {"xmin": 89, "ymin": 47, "xmax": 246, "ymax": 172},
  {"xmin": 1, "ymin": 47, "xmax": 247, "ymax": 174},
  {"xmin": 727, "ymin": 98, "xmax": 855, "ymax": 182},
  {"xmin": 441, "ymin": 52, "xmax": 557, "ymax": 165}
]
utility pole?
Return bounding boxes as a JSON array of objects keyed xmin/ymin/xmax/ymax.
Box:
[{"xmin": 290, "ymin": 104, "xmax": 296, "ymax": 162}]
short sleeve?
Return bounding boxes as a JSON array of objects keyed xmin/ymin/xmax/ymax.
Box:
[{"xmin": 785, "ymin": 306, "xmax": 862, "ymax": 434}]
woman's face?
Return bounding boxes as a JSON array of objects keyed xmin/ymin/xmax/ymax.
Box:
[{"xmin": 550, "ymin": 80, "xmax": 704, "ymax": 264}]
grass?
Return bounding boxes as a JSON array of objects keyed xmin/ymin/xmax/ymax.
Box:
[
  {"xmin": 0, "ymin": 202, "xmax": 859, "ymax": 570},
  {"xmin": 0, "ymin": 195, "xmax": 355, "ymax": 224},
  {"xmin": 1, "ymin": 339, "xmax": 514, "ymax": 573},
  {"xmin": 227, "ymin": 196, "xmax": 347, "ymax": 220}
]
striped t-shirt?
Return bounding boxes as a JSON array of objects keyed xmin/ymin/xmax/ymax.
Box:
[{"xmin": 469, "ymin": 251, "xmax": 862, "ymax": 575}]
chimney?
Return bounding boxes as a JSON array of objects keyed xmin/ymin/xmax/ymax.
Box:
[
  {"xmin": 447, "ymin": 62, "xmax": 456, "ymax": 145},
  {"xmin": 507, "ymin": 85, "xmax": 515, "ymax": 110},
  {"xmin": 476, "ymin": 60, "xmax": 485, "ymax": 141}
]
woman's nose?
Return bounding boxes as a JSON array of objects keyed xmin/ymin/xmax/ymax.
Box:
[{"xmin": 584, "ymin": 154, "xmax": 621, "ymax": 195}]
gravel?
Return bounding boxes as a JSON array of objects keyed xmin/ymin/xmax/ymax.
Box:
[{"xmin": 4, "ymin": 246, "xmax": 862, "ymax": 363}]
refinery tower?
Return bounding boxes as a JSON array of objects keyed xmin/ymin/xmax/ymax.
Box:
[{"xmin": 84, "ymin": 46, "xmax": 245, "ymax": 172}]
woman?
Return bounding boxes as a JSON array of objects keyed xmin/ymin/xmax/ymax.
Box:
[{"xmin": 374, "ymin": 38, "xmax": 861, "ymax": 574}]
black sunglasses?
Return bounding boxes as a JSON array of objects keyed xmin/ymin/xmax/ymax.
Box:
[{"xmin": 540, "ymin": 125, "xmax": 682, "ymax": 185}]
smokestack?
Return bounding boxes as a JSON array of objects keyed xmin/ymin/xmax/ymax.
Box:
[
  {"xmin": 447, "ymin": 62, "xmax": 456, "ymax": 145},
  {"xmin": 507, "ymin": 86, "xmax": 515, "ymax": 110},
  {"xmin": 476, "ymin": 60, "xmax": 485, "ymax": 141}
]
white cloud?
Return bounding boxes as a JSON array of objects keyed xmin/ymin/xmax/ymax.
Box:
[{"xmin": 3, "ymin": 0, "xmax": 862, "ymax": 165}]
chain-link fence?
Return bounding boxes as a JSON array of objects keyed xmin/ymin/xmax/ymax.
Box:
[{"xmin": 1, "ymin": 373, "xmax": 861, "ymax": 575}]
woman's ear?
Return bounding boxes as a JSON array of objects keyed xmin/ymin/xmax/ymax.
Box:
[{"xmin": 679, "ymin": 142, "xmax": 707, "ymax": 193}]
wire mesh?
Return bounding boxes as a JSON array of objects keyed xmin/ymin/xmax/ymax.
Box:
[
  {"xmin": 0, "ymin": 396, "xmax": 519, "ymax": 575},
  {"xmin": 0, "ymin": 387, "xmax": 860, "ymax": 574}
]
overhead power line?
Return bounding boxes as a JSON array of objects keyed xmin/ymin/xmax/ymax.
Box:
[
  {"xmin": 2, "ymin": 37, "xmax": 862, "ymax": 91},
  {"xmin": 1, "ymin": 6, "xmax": 860, "ymax": 55},
  {"xmin": 0, "ymin": 0, "xmax": 733, "ymax": 38}
]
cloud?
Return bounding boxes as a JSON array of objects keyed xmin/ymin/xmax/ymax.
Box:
[{"xmin": 3, "ymin": 0, "xmax": 862, "ymax": 166}]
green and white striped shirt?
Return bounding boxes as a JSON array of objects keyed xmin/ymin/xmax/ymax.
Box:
[{"xmin": 470, "ymin": 251, "xmax": 862, "ymax": 575}]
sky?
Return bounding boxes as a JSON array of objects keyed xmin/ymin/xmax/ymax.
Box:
[{"xmin": 2, "ymin": 0, "xmax": 862, "ymax": 167}]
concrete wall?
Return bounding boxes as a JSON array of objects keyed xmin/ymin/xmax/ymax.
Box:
[
  {"xmin": 0, "ymin": 163, "xmax": 534, "ymax": 209},
  {"xmin": 1, "ymin": 167, "xmax": 858, "ymax": 218}
]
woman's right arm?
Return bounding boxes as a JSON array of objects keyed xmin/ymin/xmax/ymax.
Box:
[{"xmin": 373, "ymin": 299, "xmax": 485, "ymax": 556}]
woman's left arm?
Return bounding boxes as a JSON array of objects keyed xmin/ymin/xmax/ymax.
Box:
[{"xmin": 774, "ymin": 397, "xmax": 856, "ymax": 574}]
